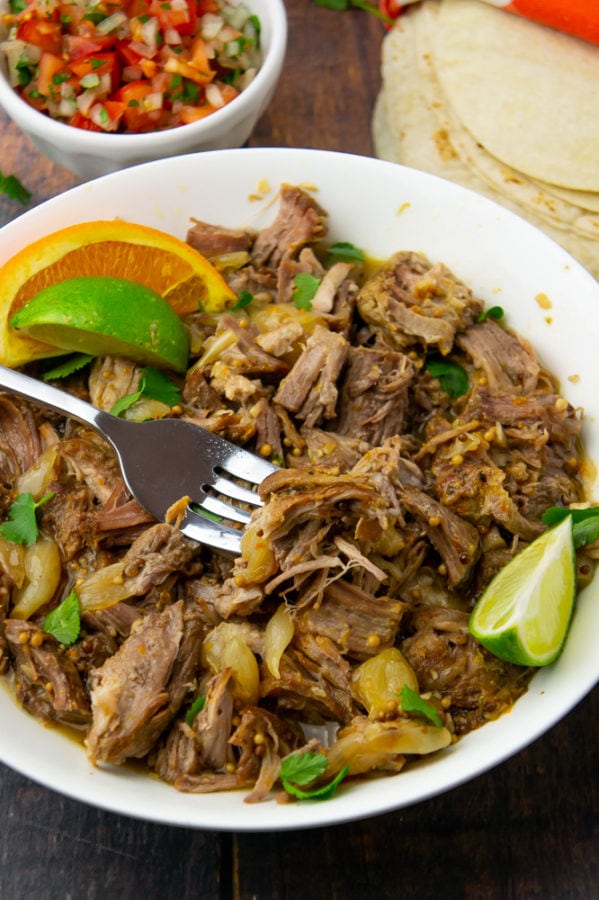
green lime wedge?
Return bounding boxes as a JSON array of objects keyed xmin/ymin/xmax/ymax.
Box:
[
  {"xmin": 10, "ymin": 276, "xmax": 189, "ymax": 373},
  {"xmin": 469, "ymin": 516, "xmax": 576, "ymax": 667}
]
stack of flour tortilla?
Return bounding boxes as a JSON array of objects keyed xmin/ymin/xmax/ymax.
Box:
[{"xmin": 373, "ymin": 0, "xmax": 599, "ymax": 278}]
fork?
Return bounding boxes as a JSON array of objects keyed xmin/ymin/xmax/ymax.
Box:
[{"xmin": 0, "ymin": 365, "xmax": 277, "ymax": 555}]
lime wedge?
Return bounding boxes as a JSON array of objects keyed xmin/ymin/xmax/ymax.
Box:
[
  {"xmin": 469, "ymin": 516, "xmax": 576, "ymax": 666},
  {"xmin": 10, "ymin": 276, "xmax": 189, "ymax": 373}
]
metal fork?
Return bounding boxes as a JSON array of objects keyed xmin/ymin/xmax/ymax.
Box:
[{"xmin": 0, "ymin": 365, "xmax": 277, "ymax": 555}]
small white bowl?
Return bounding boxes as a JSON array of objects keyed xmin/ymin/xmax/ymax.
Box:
[
  {"xmin": 0, "ymin": 148, "xmax": 598, "ymax": 831},
  {"xmin": 0, "ymin": 0, "xmax": 286, "ymax": 180}
]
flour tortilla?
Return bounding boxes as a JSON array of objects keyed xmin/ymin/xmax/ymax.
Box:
[
  {"xmin": 372, "ymin": 1, "xmax": 599, "ymax": 279},
  {"xmin": 433, "ymin": 0, "xmax": 599, "ymax": 192}
]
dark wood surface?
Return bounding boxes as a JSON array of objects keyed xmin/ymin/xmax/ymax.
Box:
[{"xmin": 0, "ymin": 2, "xmax": 597, "ymax": 898}]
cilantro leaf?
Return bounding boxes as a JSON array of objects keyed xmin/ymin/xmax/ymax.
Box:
[
  {"xmin": 0, "ymin": 492, "xmax": 54, "ymax": 546},
  {"xmin": 233, "ymin": 290, "xmax": 254, "ymax": 310},
  {"xmin": 42, "ymin": 353, "xmax": 94, "ymax": 381},
  {"xmin": 477, "ymin": 305, "xmax": 504, "ymax": 323},
  {"xmin": 400, "ymin": 684, "xmax": 443, "ymax": 728},
  {"xmin": 282, "ymin": 765, "xmax": 349, "ymax": 801},
  {"xmin": 279, "ymin": 751, "xmax": 348, "ymax": 801},
  {"xmin": 280, "ymin": 751, "xmax": 328, "ymax": 785},
  {"xmin": 542, "ymin": 505, "xmax": 599, "ymax": 549},
  {"xmin": 426, "ymin": 359, "xmax": 469, "ymax": 399},
  {"xmin": 111, "ymin": 367, "xmax": 181, "ymax": 417},
  {"xmin": 326, "ymin": 241, "xmax": 365, "ymax": 263},
  {"xmin": 293, "ymin": 273, "xmax": 321, "ymax": 310},
  {"xmin": 43, "ymin": 591, "xmax": 80, "ymax": 645},
  {"xmin": 185, "ymin": 694, "xmax": 206, "ymax": 725},
  {"xmin": 312, "ymin": 0, "xmax": 391, "ymax": 22},
  {"xmin": 0, "ymin": 169, "xmax": 31, "ymax": 205}
]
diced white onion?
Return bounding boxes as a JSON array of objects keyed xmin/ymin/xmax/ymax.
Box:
[
  {"xmin": 96, "ymin": 11, "xmax": 128, "ymax": 34},
  {"xmin": 206, "ymin": 82, "xmax": 224, "ymax": 108}
]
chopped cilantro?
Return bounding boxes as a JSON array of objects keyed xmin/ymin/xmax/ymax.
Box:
[
  {"xmin": 542, "ymin": 505, "xmax": 599, "ymax": 549},
  {"xmin": 426, "ymin": 359, "xmax": 469, "ymax": 399},
  {"xmin": 10, "ymin": 0, "xmax": 26, "ymax": 12},
  {"xmin": 111, "ymin": 367, "xmax": 181, "ymax": 417},
  {"xmin": 1, "ymin": 492, "xmax": 54, "ymax": 546},
  {"xmin": 42, "ymin": 353, "xmax": 94, "ymax": 381},
  {"xmin": 233, "ymin": 290, "xmax": 253, "ymax": 310},
  {"xmin": 279, "ymin": 751, "xmax": 349, "ymax": 801},
  {"xmin": 312, "ymin": 0, "xmax": 392, "ymax": 23},
  {"xmin": 400, "ymin": 685, "xmax": 443, "ymax": 728},
  {"xmin": 0, "ymin": 169, "xmax": 31, "ymax": 205},
  {"xmin": 326, "ymin": 241, "xmax": 365, "ymax": 263},
  {"xmin": 43, "ymin": 590, "xmax": 80, "ymax": 645},
  {"xmin": 185, "ymin": 694, "xmax": 206, "ymax": 725},
  {"xmin": 477, "ymin": 305, "xmax": 504, "ymax": 323},
  {"xmin": 293, "ymin": 273, "xmax": 321, "ymax": 310}
]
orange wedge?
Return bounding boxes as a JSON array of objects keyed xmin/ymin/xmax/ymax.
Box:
[{"xmin": 0, "ymin": 220, "xmax": 237, "ymax": 368}]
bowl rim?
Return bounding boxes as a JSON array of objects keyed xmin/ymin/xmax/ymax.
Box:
[
  {"xmin": 0, "ymin": 0, "xmax": 287, "ymax": 148},
  {"xmin": 0, "ymin": 146, "xmax": 598, "ymax": 832}
]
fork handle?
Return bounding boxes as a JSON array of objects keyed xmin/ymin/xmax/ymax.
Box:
[{"xmin": 0, "ymin": 364, "xmax": 113, "ymax": 436}]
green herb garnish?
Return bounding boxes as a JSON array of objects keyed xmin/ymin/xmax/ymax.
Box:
[
  {"xmin": 326, "ymin": 241, "xmax": 365, "ymax": 263},
  {"xmin": 1, "ymin": 492, "xmax": 54, "ymax": 546},
  {"xmin": 185, "ymin": 695, "xmax": 206, "ymax": 725},
  {"xmin": 542, "ymin": 506, "xmax": 599, "ymax": 549},
  {"xmin": 43, "ymin": 590, "xmax": 80, "ymax": 645},
  {"xmin": 292, "ymin": 273, "xmax": 321, "ymax": 310},
  {"xmin": 426, "ymin": 359, "xmax": 469, "ymax": 399},
  {"xmin": 312, "ymin": 0, "xmax": 392, "ymax": 24},
  {"xmin": 400, "ymin": 685, "xmax": 443, "ymax": 728},
  {"xmin": 42, "ymin": 354, "xmax": 95, "ymax": 381},
  {"xmin": 110, "ymin": 367, "xmax": 181, "ymax": 417},
  {"xmin": 477, "ymin": 305, "xmax": 504, "ymax": 323},
  {"xmin": 0, "ymin": 169, "xmax": 31, "ymax": 205},
  {"xmin": 279, "ymin": 751, "xmax": 349, "ymax": 801},
  {"xmin": 233, "ymin": 290, "xmax": 253, "ymax": 310}
]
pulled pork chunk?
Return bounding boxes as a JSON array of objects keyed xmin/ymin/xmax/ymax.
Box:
[
  {"xmin": 296, "ymin": 581, "xmax": 405, "ymax": 661},
  {"xmin": 0, "ymin": 396, "xmax": 42, "ymax": 481},
  {"xmin": 337, "ymin": 346, "xmax": 414, "ymax": 446},
  {"xmin": 86, "ymin": 599, "xmax": 202, "ymax": 765},
  {"xmin": 251, "ymin": 183, "xmax": 327, "ymax": 270},
  {"xmin": 230, "ymin": 706, "xmax": 303, "ymax": 803},
  {"xmin": 274, "ymin": 325, "xmax": 349, "ymax": 427},
  {"xmin": 261, "ymin": 632, "xmax": 356, "ymax": 724},
  {"xmin": 456, "ymin": 319, "xmax": 539, "ymax": 395},
  {"xmin": 357, "ymin": 251, "xmax": 484, "ymax": 355},
  {"xmin": 5, "ymin": 619, "xmax": 91, "ymax": 726},
  {"xmin": 186, "ymin": 219, "xmax": 255, "ymax": 258},
  {"xmin": 401, "ymin": 607, "xmax": 530, "ymax": 734}
]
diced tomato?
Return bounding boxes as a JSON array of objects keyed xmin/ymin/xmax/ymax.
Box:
[
  {"xmin": 69, "ymin": 111, "xmax": 103, "ymax": 131},
  {"xmin": 379, "ymin": 0, "xmax": 402, "ymax": 20},
  {"xmin": 17, "ymin": 17, "xmax": 62, "ymax": 55},
  {"xmin": 70, "ymin": 52, "xmax": 122, "ymax": 93},
  {"xmin": 117, "ymin": 40, "xmax": 144, "ymax": 67},
  {"xmin": 104, "ymin": 99, "xmax": 127, "ymax": 126},
  {"xmin": 64, "ymin": 34, "xmax": 116, "ymax": 61},
  {"xmin": 178, "ymin": 103, "xmax": 213, "ymax": 124},
  {"xmin": 113, "ymin": 79, "xmax": 159, "ymax": 131},
  {"xmin": 149, "ymin": 0, "xmax": 194, "ymax": 36},
  {"xmin": 197, "ymin": 0, "xmax": 220, "ymax": 13},
  {"xmin": 127, "ymin": 0, "xmax": 151, "ymax": 19},
  {"xmin": 37, "ymin": 52, "xmax": 68, "ymax": 98}
]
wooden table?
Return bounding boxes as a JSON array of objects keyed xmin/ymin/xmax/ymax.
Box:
[{"xmin": 0, "ymin": 2, "xmax": 597, "ymax": 897}]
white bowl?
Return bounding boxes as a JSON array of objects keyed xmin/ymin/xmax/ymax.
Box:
[
  {"xmin": 0, "ymin": 148, "xmax": 598, "ymax": 831},
  {"xmin": 0, "ymin": 0, "xmax": 286, "ymax": 180}
]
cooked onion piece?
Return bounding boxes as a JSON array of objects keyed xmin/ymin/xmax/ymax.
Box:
[
  {"xmin": 264, "ymin": 604, "xmax": 294, "ymax": 679},
  {"xmin": 17, "ymin": 446, "xmax": 58, "ymax": 498},
  {"xmin": 11, "ymin": 538, "xmax": 61, "ymax": 619},
  {"xmin": 77, "ymin": 561, "xmax": 134, "ymax": 611},
  {"xmin": 326, "ymin": 717, "xmax": 452, "ymax": 777},
  {"xmin": 203, "ymin": 622, "xmax": 260, "ymax": 707},
  {"xmin": 352, "ymin": 648, "xmax": 419, "ymax": 718}
]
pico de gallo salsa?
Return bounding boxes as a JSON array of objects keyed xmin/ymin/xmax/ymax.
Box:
[{"xmin": 0, "ymin": 0, "xmax": 261, "ymax": 133}]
